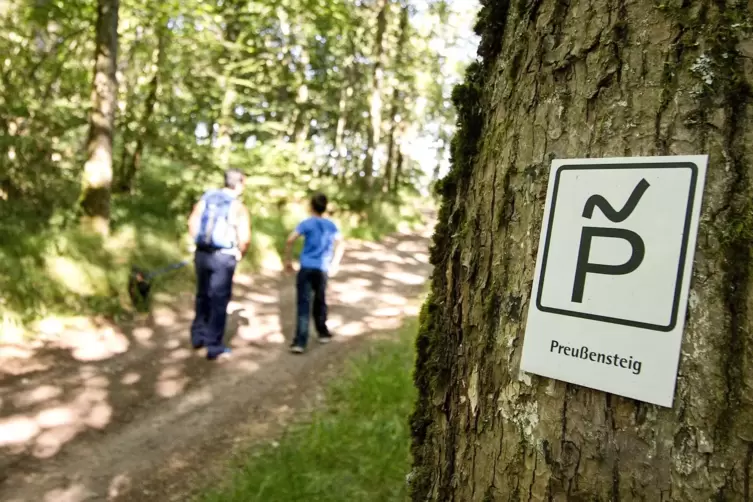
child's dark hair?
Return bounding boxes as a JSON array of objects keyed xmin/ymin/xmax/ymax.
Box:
[
  {"xmin": 311, "ymin": 192, "xmax": 328, "ymax": 215},
  {"xmin": 224, "ymin": 168, "xmax": 245, "ymax": 190}
]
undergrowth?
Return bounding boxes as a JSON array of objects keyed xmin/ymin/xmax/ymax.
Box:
[
  {"xmin": 197, "ymin": 318, "xmax": 418, "ymax": 502},
  {"xmin": 0, "ymin": 157, "xmax": 428, "ymax": 339}
]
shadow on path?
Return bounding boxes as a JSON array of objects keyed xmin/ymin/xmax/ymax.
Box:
[{"xmin": 0, "ymin": 222, "xmax": 434, "ymax": 502}]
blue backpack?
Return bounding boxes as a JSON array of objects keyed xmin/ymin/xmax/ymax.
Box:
[{"xmin": 195, "ymin": 190, "xmax": 237, "ymax": 249}]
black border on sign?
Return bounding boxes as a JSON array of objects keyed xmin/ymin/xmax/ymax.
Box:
[{"xmin": 535, "ymin": 162, "xmax": 699, "ymax": 332}]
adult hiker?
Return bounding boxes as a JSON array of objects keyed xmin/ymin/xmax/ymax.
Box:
[
  {"xmin": 188, "ymin": 168, "xmax": 251, "ymax": 361},
  {"xmin": 284, "ymin": 192, "xmax": 345, "ymax": 354}
]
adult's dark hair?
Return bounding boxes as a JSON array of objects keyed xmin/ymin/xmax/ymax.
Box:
[
  {"xmin": 224, "ymin": 168, "xmax": 245, "ymax": 190},
  {"xmin": 311, "ymin": 192, "xmax": 328, "ymax": 215}
]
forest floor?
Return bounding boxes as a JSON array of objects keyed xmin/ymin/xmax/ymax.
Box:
[{"xmin": 0, "ymin": 218, "xmax": 434, "ymax": 502}]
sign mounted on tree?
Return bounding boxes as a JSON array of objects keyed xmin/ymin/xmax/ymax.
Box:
[{"xmin": 520, "ymin": 155, "xmax": 708, "ymax": 407}]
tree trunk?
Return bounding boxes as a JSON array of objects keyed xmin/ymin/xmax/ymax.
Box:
[
  {"xmin": 392, "ymin": 146, "xmax": 403, "ymax": 193},
  {"xmin": 121, "ymin": 20, "xmax": 168, "ymax": 192},
  {"xmin": 332, "ymin": 36, "xmax": 358, "ymax": 178},
  {"xmin": 291, "ymin": 49, "xmax": 311, "ymax": 147},
  {"xmin": 383, "ymin": 3, "xmax": 409, "ymax": 193},
  {"xmin": 79, "ymin": 0, "xmax": 119, "ymax": 236},
  {"xmin": 214, "ymin": 2, "xmax": 244, "ymax": 169},
  {"xmin": 331, "ymin": 84, "xmax": 350, "ymax": 176},
  {"xmin": 411, "ymin": 0, "xmax": 753, "ymax": 500},
  {"xmin": 362, "ymin": 0, "xmax": 389, "ymax": 187},
  {"xmin": 214, "ymin": 76, "xmax": 237, "ymax": 169},
  {"xmin": 115, "ymin": 23, "xmax": 146, "ymax": 192},
  {"xmin": 384, "ymin": 114, "xmax": 397, "ymax": 192}
]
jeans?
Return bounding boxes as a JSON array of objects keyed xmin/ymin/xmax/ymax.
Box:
[
  {"xmin": 293, "ymin": 267, "xmax": 330, "ymax": 348},
  {"xmin": 191, "ymin": 249, "xmax": 237, "ymax": 358}
]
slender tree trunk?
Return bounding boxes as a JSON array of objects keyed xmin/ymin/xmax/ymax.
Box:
[
  {"xmin": 362, "ymin": 0, "xmax": 389, "ymax": 187},
  {"xmin": 383, "ymin": 3, "xmax": 409, "ymax": 193},
  {"xmin": 79, "ymin": 0, "xmax": 119, "ymax": 236},
  {"xmin": 392, "ymin": 146, "xmax": 403, "ymax": 193},
  {"xmin": 384, "ymin": 116, "xmax": 397, "ymax": 192},
  {"xmin": 121, "ymin": 20, "xmax": 168, "ymax": 191},
  {"xmin": 291, "ymin": 47, "xmax": 311, "ymax": 147},
  {"xmin": 214, "ymin": 2, "xmax": 244, "ymax": 169},
  {"xmin": 332, "ymin": 37, "xmax": 358, "ymax": 178},
  {"xmin": 331, "ymin": 84, "xmax": 350, "ymax": 176},
  {"xmin": 115, "ymin": 27, "xmax": 144, "ymax": 191},
  {"xmin": 411, "ymin": 0, "xmax": 753, "ymax": 500},
  {"xmin": 214, "ymin": 76, "xmax": 237, "ymax": 169}
]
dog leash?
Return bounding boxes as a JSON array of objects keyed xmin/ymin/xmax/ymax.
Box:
[{"xmin": 143, "ymin": 260, "xmax": 190, "ymax": 280}]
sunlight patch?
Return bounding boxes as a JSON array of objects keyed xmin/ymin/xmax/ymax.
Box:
[
  {"xmin": 35, "ymin": 316, "xmax": 66, "ymax": 338},
  {"xmin": 1, "ymin": 312, "xmax": 26, "ymax": 345},
  {"xmin": 403, "ymin": 304, "xmax": 420, "ymax": 316},
  {"xmin": 84, "ymin": 402, "xmax": 113, "ymax": 429},
  {"xmin": 157, "ymin": 366, "xmax": 189, "ymax": 398},
  {"xmin": 266, "ymin": 333, "xmax": 286, "ymax": 344},
  {"xmin": 33, "ymin": 424, "xmax": 81, "ymax": 458},
  {"xmin": 337, "ymin": 321, "xmax": 366, "ymax": 337},
  {"xmin": 108, "ymin": 474, "xmax": 132, "ymax": 500},
  {"xmin": 0, "ymin": 416, "xmax": 39, "ymax": 446},
  {"xmin": 121, "ymin": 372, "xmax": 141, "ymax": 385},
  {"xmin": 384, "ymin": 271, "xmax": 426, "ymax": 285},
  {"xmin": 168, "ymin": 348, "xmax": 192, "ymax": 361},
  {"xmin": 132, "ymin": 326, "xmax": 154, "ymax": 343},
  {"xmin": 234, "ymin": 360, "xmax": 261, "ymax": 373},
  {"xmin": 372, "ymin": 307, "xmax": 403, "ymax": 317},
  {"xmin": 157, "ymin": 378, "xmax": 189, "ymax": 398},
  {"xmin": 45, "ymin": 256, "xmax": 108, "ymax": 296},
  {"xmin": 67, "ymin": 328, "xmax": 129, "ymax": 362},
  {"xmin": 36, "ymin": 406, "xmax": 77, "ymax": 429},
  {"xmin": 43, "ymin": 483, "xmax": 95, "ymax": 502}
]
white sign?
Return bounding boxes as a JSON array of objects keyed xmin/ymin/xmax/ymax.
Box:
[{"xmin": 520, "ymin": 155, "xmax": 708, "ymax": 407}]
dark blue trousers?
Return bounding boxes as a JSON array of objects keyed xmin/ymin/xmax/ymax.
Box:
[
  {"xmin": 191, "ymin": 249, "xmax": 237, "ymax": 358},
  {"xmin": 293, "ymin": 267, "xmax": 330, "ymax": 348}
]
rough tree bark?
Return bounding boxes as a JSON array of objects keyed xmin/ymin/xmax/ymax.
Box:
[
  {"xmin": 411, "ymin": 0, "xmax": 753, "ymax": 500},
  {"xmin": 79, "ymin": 0, "xmax": 119, "ymax": 235}
]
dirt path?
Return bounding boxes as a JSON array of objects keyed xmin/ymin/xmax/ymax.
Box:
[{"xmin": 0, "ymin": 223, "xmax": 433, "ymax": 502}]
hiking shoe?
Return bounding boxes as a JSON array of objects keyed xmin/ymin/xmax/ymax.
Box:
[
  {"xmin": 290, "ymin": 345, "xmax": 305, "ymax": 354},
  {"xmin": 207, "ymin": 347, "xmax": 232, "ymax": 361},
  {"xmin": 192, "ymin": 343, "xmax": 205, "ymax": 350},
  {"xmin": 318, "ymin": 335, "xmax": 332, "ymax": 344}
]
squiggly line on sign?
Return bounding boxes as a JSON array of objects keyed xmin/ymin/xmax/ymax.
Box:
[{"xmin": 582, "ymin": 178, "xmax": 650, "ymax": 222}]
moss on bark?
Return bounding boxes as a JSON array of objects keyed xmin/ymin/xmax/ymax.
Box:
[{"xmin": 411, "ymin": 0, "xmax": 753, "ymax": 500}]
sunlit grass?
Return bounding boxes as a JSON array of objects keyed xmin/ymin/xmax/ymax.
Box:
[{"xmin": 197, "ymin": 318, "xmax": 417, "ymax": 502}]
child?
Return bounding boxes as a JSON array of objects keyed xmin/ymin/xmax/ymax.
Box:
[{"xmin": 283, "ymin": 192, "xmax": 345, "ymax": 353}]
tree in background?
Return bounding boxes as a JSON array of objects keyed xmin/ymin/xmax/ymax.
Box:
[
  {"xmin": 411, "ymin": 0, "xmax": 753, "ymax": 499},
  {"xmin": 1, "ymin": 0, "xmax": 474, "ymax": 222},
  {"xmin": 79, "ymin": 0, "xmax": 119, "ymax": 235},
  {"xmin": 0, "ymin": 0, "xmax": 477, "ymax": 321},
  {"xmin": 383, "ymin": 2, "xmax": 409, "ymax": 194}
]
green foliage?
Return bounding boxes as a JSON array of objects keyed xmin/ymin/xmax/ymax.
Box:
[
  {"xmin": 0, "ymin": 0, "xmax": 470, "ymax": 329},
  {"xmin": 197, "ymin": 318, "xmax": 419, "ymax": 502},
  {"xmin": 0, "ymin": 159, "xmax": 193, "ymax": 327},
  {"xmin": 0, "ymin": 154, "xmax": 426, "ymax": 329}
]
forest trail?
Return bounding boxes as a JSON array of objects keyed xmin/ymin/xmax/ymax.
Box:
[{"xmin": 0, "ymin": 220, "xmax": 434, "ymax": 502}]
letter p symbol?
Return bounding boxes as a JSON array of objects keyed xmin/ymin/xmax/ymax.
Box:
[
  {"xmin": 571, "ymin": 179, "xmax": 649, "ymax": 303},
  {"xmin": 571, "ymin": 227, "xmax": 644, "ymax": 303}
]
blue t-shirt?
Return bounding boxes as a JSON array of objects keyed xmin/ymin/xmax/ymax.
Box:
[{"xmin": 296, "ymin": 217, "xmax": 340, "ymax": 272}]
